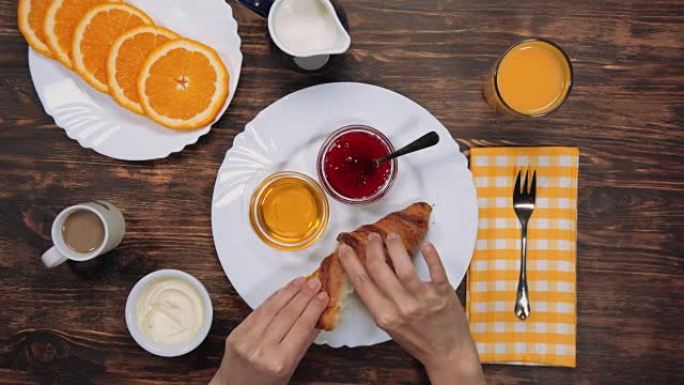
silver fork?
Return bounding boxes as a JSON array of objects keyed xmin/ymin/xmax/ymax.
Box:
[{"xmin": 513, "ymin": 169, "xmax": 536, "ymax": 320}]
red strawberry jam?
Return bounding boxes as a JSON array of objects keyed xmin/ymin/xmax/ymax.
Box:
[{"xmin": 318, "ymin": 126, "xmax": 396, "ymax": 203}]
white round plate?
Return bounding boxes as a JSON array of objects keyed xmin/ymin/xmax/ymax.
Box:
[
  {"xmin": 211, "ymin": 82, "xmax": 478, "ymax": 348},
  {"xmin": 28, "ymin": 0, "xmax": 242, "ymax": 161}
]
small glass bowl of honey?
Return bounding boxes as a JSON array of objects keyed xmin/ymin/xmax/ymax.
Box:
[{"xmin": 249, "ymin": 171, "xmax": 329, "ymax": 251}]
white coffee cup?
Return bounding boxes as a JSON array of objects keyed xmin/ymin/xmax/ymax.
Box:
[{"xmin": 41, "ymin": 201, "xmax": 126, "ymax": 269}]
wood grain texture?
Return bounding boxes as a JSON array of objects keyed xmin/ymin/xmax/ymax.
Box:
[{"xmin": 1, "ymin": 0, "xmax": 683, "ymax": 384}]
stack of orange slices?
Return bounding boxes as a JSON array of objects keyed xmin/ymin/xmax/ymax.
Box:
[{"xmin": 18, "ymin": 0, "xmax": 230, "ymax": 131}]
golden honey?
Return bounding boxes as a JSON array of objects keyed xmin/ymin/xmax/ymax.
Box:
[{"xmin": 249, "ymin": 172, "xmax": 329, "ymax": 251}]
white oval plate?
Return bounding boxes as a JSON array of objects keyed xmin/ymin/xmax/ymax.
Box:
[
  {"xmin": 28, "ymin": 0, "xmax": 242, "ymax": 161},
  {"xmin": 211, "ymin": 82, "xmax": 478, "ymax": 347}
]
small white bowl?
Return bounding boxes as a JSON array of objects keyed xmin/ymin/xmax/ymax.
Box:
[{"xmin": 125, "ymin": 269, "xmax": 213, "ymax": 357}]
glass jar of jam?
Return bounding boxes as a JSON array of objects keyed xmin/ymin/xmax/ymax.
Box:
[{"xmin": 317, "ymin": 125, "xmax": 397, "ymax": 205}]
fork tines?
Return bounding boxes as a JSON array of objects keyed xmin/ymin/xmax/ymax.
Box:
[{"xmin": 514, "ymin": 169, "xmax": 537, "ymax": 202}]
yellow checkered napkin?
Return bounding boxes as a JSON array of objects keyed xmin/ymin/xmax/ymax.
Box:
[{"xmin": 466, "ymin": 147, "xmax": 579, "ymax": 367}]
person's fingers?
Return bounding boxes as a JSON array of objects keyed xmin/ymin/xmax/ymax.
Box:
[
  {"xmin": 365, "ymin": 233, "xmax": 413, "ymax": 301},
  {"xmin": 245, "ymin": 277, "xmax": 305, "ymax": 335},
  {"xmin": 385, "ymin": 233, "xmax": 422, "ymax": 291},
  {"xmin": 338, "ymin": 243, "xmax": 393, "ymax": 316},
  {"xmin": 279, "ymin": 291, "xmax": 329, "ymax": 359},
  {"xmin": 421, "ymin": 242, "xmax": 449, "ymax": 285},
  {"xmin": 264, "ymin": 278, "xmax": 322, "ymax": 344}
]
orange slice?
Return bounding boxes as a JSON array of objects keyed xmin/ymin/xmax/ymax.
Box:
[
  {"xmin": 17, "ymin": 0, "xmax": 53, "ymax": 58},
  {"xmin": 44, "ymin": 0, "xmax": 118, "ymax": 68},
  {"xmin": 72, "ymin": 3, "xmax": 152, "ymax": 93},
  {"xmin": 107, "ymin": 26, "xmax": 178, "ymax": 114},
  {"xmin": 138, "ymin": 39, "xmax": 229, "ymax": 130}
]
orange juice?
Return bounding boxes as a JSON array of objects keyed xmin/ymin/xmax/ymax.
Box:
[
  {"xmin": 249, "ymin": 172, "xmax": 329, "ymax": 251},
  {"xmin": 488, "ymin": 39, "xmax": 572, "ymax": 116}
]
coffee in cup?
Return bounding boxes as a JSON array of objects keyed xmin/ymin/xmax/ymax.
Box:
[
  {"xmin": 42, "ymin": 201, "xmax": 125, "ymax": 269},
  {"xmin": 62, "ymin": 209, "xmax": 105, "ymax": 253}
]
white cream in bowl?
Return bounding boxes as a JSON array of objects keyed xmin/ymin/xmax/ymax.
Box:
[{"xmin": 126, "ymin": 270, "xmax": 213, "ymax": 357}]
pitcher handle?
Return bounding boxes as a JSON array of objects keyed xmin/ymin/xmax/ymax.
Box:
[
  {"xmin": 237, "ymin": 0, "xmax": 275, "ymax": 18},
  {"xmin": 42, "ymin": 246, "xmax": 68, "ymax": 269}
]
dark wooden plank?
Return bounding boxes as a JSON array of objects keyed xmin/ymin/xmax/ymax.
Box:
[{"xmin": 0, "ymin": 0, "xmax": 682, "ymax": 384}]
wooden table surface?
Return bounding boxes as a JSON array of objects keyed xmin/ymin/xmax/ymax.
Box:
[{"xmin": 1, "ymin": 0, "xmax": 682, "ymax": 384}]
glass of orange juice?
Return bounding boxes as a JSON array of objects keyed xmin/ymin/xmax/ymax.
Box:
[
  {"xmin": 249, "ymin": 171, "xmax": 329, "ymax": 251},
  {"xmin": 484, "ymin": 39, "xmax": 573, "ymax": 117}
]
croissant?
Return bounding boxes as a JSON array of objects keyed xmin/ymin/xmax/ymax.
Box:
[{"xmin": 310, "ymin": 202, "xmax": 432, "ymax": 330}]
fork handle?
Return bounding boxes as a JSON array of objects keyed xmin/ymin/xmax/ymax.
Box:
[
  {"xmin": 515, "ymin": 225, "xmax": 531, "ymax": 320},
  {"xmin": 520, "ymin": 226, "xmax": 528, "ymax": 281}
]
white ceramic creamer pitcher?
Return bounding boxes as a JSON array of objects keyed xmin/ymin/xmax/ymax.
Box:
[{"xmin": 239, "ymin": 0, "xmax": 351, "ymax": 70}]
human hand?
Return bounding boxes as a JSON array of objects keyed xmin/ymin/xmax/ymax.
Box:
[
  {"xmin": 338, "ymin": 233, "xmax": 484, "ymax": 385},
  {"xmin": 209, "ymin": 277, "xmax": 329, "ymax": 385}
]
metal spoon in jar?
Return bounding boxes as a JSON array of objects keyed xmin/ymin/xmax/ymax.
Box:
[{"xmin": 372, "ymin": 131, "xmax": 440, "ymax": 168}]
